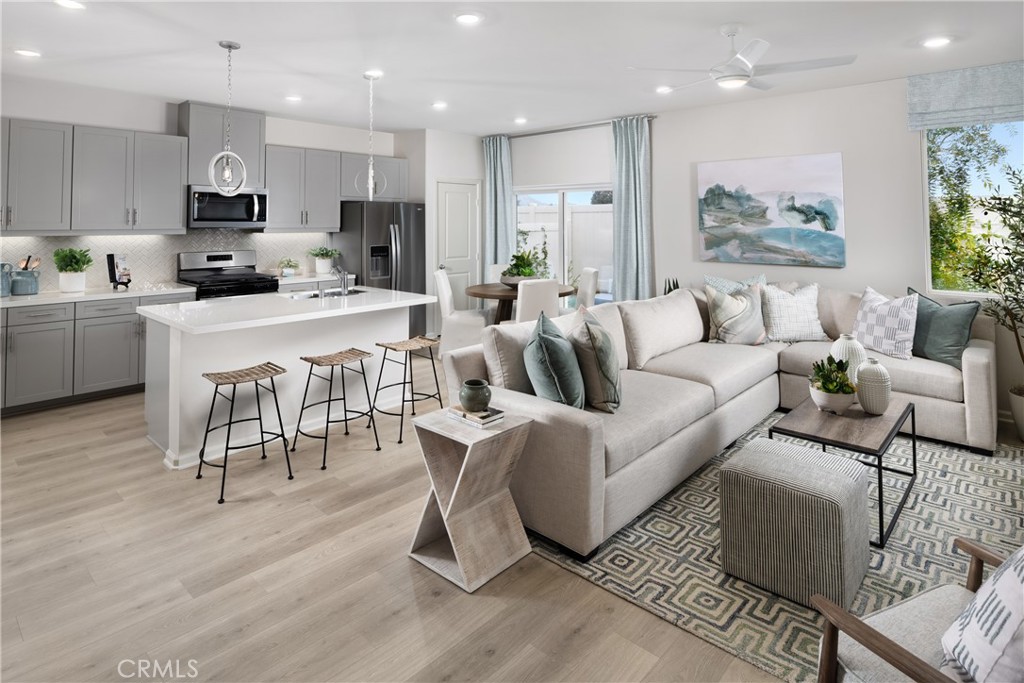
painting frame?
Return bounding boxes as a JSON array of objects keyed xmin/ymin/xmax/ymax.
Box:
[{"xmin": 697, "ymin": 152, "xmax": 846, "ymax": 268}]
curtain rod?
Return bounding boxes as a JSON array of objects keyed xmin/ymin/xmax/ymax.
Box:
[{"xmin": 507, "ymin": 114, "xmax": 656, "ymax": 140}]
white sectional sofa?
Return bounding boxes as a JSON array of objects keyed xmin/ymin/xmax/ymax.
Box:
[{"xmin": 442, "ymin": 286, "xmax": 997, "ymax": 558}]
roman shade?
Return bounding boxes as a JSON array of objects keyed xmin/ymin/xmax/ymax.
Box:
[{"xmin": 907, "ymin": 61, "xmax": 1024, "ymax": 130}]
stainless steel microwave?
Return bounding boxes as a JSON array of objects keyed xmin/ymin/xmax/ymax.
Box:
[{"xmin": 188, "ymin": 186, "xmax": 268, "ymax": 229}]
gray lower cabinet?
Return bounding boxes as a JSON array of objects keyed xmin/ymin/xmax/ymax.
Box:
[
  {"xmin": 341, "ymin": 153, "xmax": 408, "ymax": 201},
  {"xmin": 74, "ymin": 298, "xmax": 140, "ymax": 394},
  {"xmin": 5, "ymin": 303, "xmax": 76, "ymax": 406},
  {"xmin": 179, "ymin": 101, "xmax": 265, "ymax": 189},
  {"xmin": 4, "ymin": 119, "xmax": 73, "ymax": 233},
  {"xmin": 265, "ymin": 145, "xmax": 341, "ymax": 231}
]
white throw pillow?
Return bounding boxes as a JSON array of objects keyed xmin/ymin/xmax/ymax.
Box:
[
  {"xmin": 941, "ymin": 544, "xmax": 1024, "ymax": 683},
  {"xmin": 852, "ymin": 287, "xmax": 918, "ymax": 360},
  {"xmin": 617, "ymin": 289, "xmax": 704, "ymax": 369},
  {"xmin": 762, "ymin": 283, "xmax": 829, "ymax": 342}
]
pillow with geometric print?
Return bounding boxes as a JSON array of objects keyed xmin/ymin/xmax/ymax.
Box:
[{"xmin": 852, "ymin": 287, "xmax": 918, "ymax": 360}]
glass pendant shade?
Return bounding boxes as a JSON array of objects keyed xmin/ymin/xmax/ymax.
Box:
[
  {"xmin": 364, "ymin": 71, "xmax": 381, "ymax": 201},
  {"xmin": 209, "ymin": 41, "xmax": 247, "ymax": 196}
]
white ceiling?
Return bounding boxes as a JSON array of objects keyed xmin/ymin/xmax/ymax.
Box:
[{"xmin": 2, "ymin": 1, "xmax": 1022, "ymax": 137}]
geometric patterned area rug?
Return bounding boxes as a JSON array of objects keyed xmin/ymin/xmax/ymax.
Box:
[{"xmin": 532, "ymin": 412, "xmax": 1024, "ymax": 682}]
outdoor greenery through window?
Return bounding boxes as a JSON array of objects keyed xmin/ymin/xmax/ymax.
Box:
[
  {"xmin": 928, "ymin": 121, "xmax": 1022, "ymax": 291},
  {"xmin": 515, "ymin": 189, "xmax": 613, "ymax": 297}
]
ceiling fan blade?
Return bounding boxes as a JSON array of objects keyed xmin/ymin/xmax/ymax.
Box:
[
  {"xmin": 745, "ymin": 78, "xmax": 774, "ymax": 91},
  {"xmin": 665, "ymin": 77, "xmax": 712, "ymax": 92},
  {"xmin": 755, "ymin": 55, "xmax": 857, "ymax": 76},
  {"xmin": 627, "ymin": 66, "xmax": 710, "ymax": 74},
  {"xmin": 734, "ymin": 38, "xmax": 771, "ymax": 69}
]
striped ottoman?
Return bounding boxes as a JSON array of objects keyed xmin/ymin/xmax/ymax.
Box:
[{"xmin": 719, "ymin": 437, "xmax": 870, "ymax": 609}]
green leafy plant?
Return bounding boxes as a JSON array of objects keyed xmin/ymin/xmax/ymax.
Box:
[
  {"xmin": 664, "ymin": 277, "xmax": 680, "ymax": 295},
  {"xmin": 308, "ymin": 247, "xmax": 340, "ymax": 259},
  {"xmin": 502, "ymin": 228, "xmax": 550, "ymax": 278},
  {"xmin": 53, "ymin": 248, "xmax": 94, "ymax": 273},
  {"xmin": 968, "ymin": 166, "xmax": 1024, "ymax": 394},
  {"xmin": 278, "ymin": 257, "xmax": 299, "ymax": 269},
  {"xmin": 809, "ymin": 355, "xmax": 856, "ymax": 395}
]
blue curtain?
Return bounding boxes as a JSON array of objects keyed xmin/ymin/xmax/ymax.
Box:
[
  {"xmin": 612, "ymin": 115, "xmax": 654, "ymax": 301},
  {"xmin": 483, "ymin": 135, "xmax": 516, "ymax": 268}
]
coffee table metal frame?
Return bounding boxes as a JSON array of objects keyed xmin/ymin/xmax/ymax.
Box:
[{"xmin": 768, "ymin": 399, "xmax": 917, "ymax": 549}]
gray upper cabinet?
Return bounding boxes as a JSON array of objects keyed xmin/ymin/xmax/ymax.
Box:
[
  {"xmin": 179, "ymin": 101, "xmax": 265, "ymax": 189},
  {"xmin": 266, "ymin": 145, "xmax": 341, "ymax": 232},
  {"xmin": 341, "ymin": 153, "xmax": 408, "ymax": 202},
  {"xmin": 1, "ymin": 118, "xmax": 8, "ymax": 227},
  {"xmin": 72, "ymin": 127, "xmax": 187, "ymax": 233},
  {"xmin": 5, "ymin": 119, "xmax": 73, "ymax": 233}
]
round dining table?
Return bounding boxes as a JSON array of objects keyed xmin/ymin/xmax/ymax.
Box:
[{"xmin": 465, "ymin": 282, "xmax": 576, "ymax": 324}]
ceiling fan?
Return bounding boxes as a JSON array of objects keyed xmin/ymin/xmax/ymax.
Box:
[{"xmin": 634, "ymin": 24, "xmax": 857, "ymax": 93}]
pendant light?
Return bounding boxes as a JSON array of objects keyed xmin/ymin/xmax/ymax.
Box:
[
  {"xmin": 208, "ymin": 40, "xmax": 247, "ymax": 196},
  {"xmin": 364, "ymin": 70, "xmax": 382, "ymax": 201}
]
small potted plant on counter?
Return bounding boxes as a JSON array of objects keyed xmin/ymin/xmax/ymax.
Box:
[
  {"xmin": 308, "ymin": 247, "xmax": 340, "ymax": 274},
  {"xmin": 278, "ymin": 257, "xmax": 299, "ymax": 278},
  {"xmin": 53, "ymin": 247, "xmax": 94, "ymax": 293},
  {"xmin": 808, "ymin": 354, "xmax": 857, "ymax": 415}
]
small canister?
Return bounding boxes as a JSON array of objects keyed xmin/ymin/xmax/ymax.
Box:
[
  {"xmin": 0, "ymin": 263, "xmax": 12, "ymax": 297},
  {"xmin": 10, "ymin": 270, "xmax": 40, "ymax": 296}
]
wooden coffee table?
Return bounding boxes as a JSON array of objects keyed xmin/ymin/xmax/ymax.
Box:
[{"xmin": 768, "ymin": 396, "xmax": 917, "ymax": 549}]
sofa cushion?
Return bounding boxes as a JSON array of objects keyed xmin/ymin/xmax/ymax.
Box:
[
  {"xmin": 481, "ymin": 311, "xmax": 577, "ymax": 392},
  {"xmin": 704, "ymin": 284, "xmax": 767, "ymax": 345},
  {"xmin": 853, "ymin": 287, "xmax": 918, "ymax": 361},
  {"xmin": 588, "ymin": 302, "xmax": 629, "ymax": 371},
  {"xmin": 909, "ymin": 288, "xmax": 980, "ymax": 371},
  {"xmin": 599, "ymin": 369, "xmax": 715, "ymax": 475},
  {"xmin": 642, "ymin": 342, "xmax": 779, "ymax": 407},
  {"xmin": 763, "ymin": 283, "xmax": 830, "ymax": 342},
  {"xmin": 818, "ymin": 287, "xmax": 862, "ymax": 340},
  {"xmin": 618, "ymin": 289, "xmax": 704, "ymax": 370},
  {"xmin": 525, "ymin": 312, "xmax": 585, "ymax": 408},
  {"xmin": 567, "ymin": 307, "xmax": 621, "ymax": 413},
  {"xmin": 779, "ymin": 342, "xmax": 965, "ymax": 402}
]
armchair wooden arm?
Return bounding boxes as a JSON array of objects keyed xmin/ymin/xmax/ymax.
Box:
[{"xmin": 813, "ymin": 537, "xmax": 1008, "ymax": 683}]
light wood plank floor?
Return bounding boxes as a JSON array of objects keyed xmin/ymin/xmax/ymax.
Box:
[{"xmin": 1, "ymin": 357, "xmax": 776, "ymax": 683}]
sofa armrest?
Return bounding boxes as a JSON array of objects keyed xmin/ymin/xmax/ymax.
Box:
[
  {"xmin": 961, "ymin": 339, "xmax": 997, "ymax": 452},
  {"xmin": 488, "ymin": 387, "xmax": 607, "ymax": 556}
]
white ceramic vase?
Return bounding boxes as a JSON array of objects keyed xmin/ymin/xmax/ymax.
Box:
[
  {"xmin": 856, "ymin": 358, "xmax": 892, "ymax": 415},
  {"xmin": 315, "ymin": 258, "xmax": 333, "ymax": 274},
  {"xmin": 808, "ymin": 385, "xmax": 857, "ymax": 415},
  {"xmin": 58, "ymin": 271, "xmax": 87, "ymax": 293},
  {"xmin": 1010, "ymin": 389, "xmax": 1024, "ymax": 441},
  {"xmin": 830, "ymin": 333, "xmax": 867, "ymax": 386}
]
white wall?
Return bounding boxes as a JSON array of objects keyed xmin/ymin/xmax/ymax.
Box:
[
  {"xmin": 511, "ymin": 125, "xmax": 613, "ymax": 188},
  {"xmin": 265, "ymin": 117, "xmax": 393, "ymax": 155}
]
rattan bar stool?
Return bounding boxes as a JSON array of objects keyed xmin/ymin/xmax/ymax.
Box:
[
  {"xmin": 292, "ymin": 348, "xmax": 381, "ymax": 468},
  {"xmin": 196, "ymin": 361, "xmax": 293, "ymax": 504},
  {"xmin": 371, "ymin": 335, "xmax": 443, "ymax": 444}
]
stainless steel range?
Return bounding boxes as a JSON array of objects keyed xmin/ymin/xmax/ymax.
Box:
[{"xmin": 176, "ymin": 250, "xmax": 278, "ymax": 299}]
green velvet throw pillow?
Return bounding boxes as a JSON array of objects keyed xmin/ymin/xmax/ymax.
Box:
[
  {"xmin": 908, "ymin": 287, "xmax": 980, "ymax": 370},
  {"xmin": 524, "ymin": 312, "xmax": 585, "ymax": 408},
  {"xmin": 567, "ymin": 307, "xmax": 621, "ymax": 413}
]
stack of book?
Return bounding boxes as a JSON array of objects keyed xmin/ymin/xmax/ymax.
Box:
[{"xmin": 447, "ymin": 405, "xmax": 505, "ymax": 428}]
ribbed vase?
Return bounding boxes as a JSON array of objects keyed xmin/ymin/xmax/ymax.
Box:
[
  {"xmin": 830, "ymin": 334, "xmax": 867, "ymax": 386},
  {"xmin": 856, "ymin": 358, "xmax": 891, "ymax": 415}
]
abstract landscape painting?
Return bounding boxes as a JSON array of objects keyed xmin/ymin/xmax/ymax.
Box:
[{"xmin": 697, "ymin": 152, "xmax": 846, "ymax": 267}]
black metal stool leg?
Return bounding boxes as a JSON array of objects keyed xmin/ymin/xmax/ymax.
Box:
[
  {"xmin": 397, "ymin": 350, "xmax": 411, "ymax": 444},
  {"xmin": 218, "ymin": 384, "xmax": 237, "ymax": 504},
  {"xmin": 371, "ymin": 348, "xmax": 388, "ymax": 430},
  {"xmin": 269, "ymin": 376, "xmax": 293, "ymax": 480},
  {"xmin": 428, "ymin": 347, "xmax": 443, "ymax": 409},
  {"xmin": 340, "ymin": 365, "xmax": 351, "ymax": 436},
  {"xmin": 322, "ymin": 366, "xmax": 335, "ymax": 471},
  {"xmin": 292, "ymin": 363, "xmax": 314, "ymax": 452},
  {"xmin": 254, "ymin": 380, "xmax": 268, "ymax": 461},
  {"xmin": 407, "ymin": 350, "xmax": 417, "ymax": 417},
  {"xmin": 196, "ymin": 387, "xmax": 219, "ymax": 480},
  {"xmin": 359, "ymin": 359, "xmax": 381, "ymax": 452}
]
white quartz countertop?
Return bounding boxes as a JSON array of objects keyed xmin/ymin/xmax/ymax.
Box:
[
  {"xmin": 137, "ymin": 287, "xmax": 436, "ymax": 334},
  {"xmin": 1, "ymin": 282, "xmax": 196, "ymax": 309}
]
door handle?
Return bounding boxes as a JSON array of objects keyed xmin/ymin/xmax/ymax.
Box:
[
  {"xmin": 438, "ymin": 264, "xmax": 446, "ymax": 269},
  {"xmin": 251, "ymin": 194, "xmax": 260, "ymax": 222}
]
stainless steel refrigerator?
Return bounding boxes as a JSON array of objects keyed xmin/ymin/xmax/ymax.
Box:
[{"xmin": 332, "ymin": 201, "xmax": 427, "ymax": 336}]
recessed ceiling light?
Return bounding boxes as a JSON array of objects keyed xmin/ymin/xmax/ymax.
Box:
[
  {"xmin": 432, "ymin": 101, "xmax": 448, "ymax": 111},
  {"xmin": 54, "ymin": 0, "xmax": 85, "ymax": 9},
  {"xmin": 655, "ymin": 86, "xmax": 673, "ymax": 95},
  {"xmin": 285, "ymin": 95, "xmax": 302, "ymax": 102},
  {"xmin": 514, "ymin": 117, "xmax": 527, "ymax": 125},
  {"xmin": 454, "ymin": 12, "xmax": 483, "ymax": 26},
  {"xmin": 364, "ymin": 69, "xmax": 384, "ymax": 80},
  {"xmin": 14, "ymin": 49, "xmax": 41, "ymax": 58},
  {"xmin": 922, "ymin": 36, "xmax": 951, "ymax": 49}
]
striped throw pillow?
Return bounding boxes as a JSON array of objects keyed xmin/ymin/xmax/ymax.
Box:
[{"xmin": 762, "ymin": 283, "xmax": 829, "ymax": 342}]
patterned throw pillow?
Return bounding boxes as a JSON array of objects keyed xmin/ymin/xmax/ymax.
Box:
[
  {"xmin": 704, "ymin": 274, "xmax": 767, "ymax": 339},
  {"xmin": 761, "ymin": 283, "xmax": 829, "ymax": 342},
  {"xmin": 523, "ymin": 312, "xmax": 585, "ymax": 408},
  {"xmin": 566, "ymin": 307, "xmax": 621, "ymax": 413},
  {"xmin": 703, "ymin": 284, "xmax": 767, "ymax": 345},
  {"xmin": 941, "ymin": 544, "xmax": 1024, "ymax": 683},
  {"xmin": 852, "ymin": 287, "xmax": 918, "ymax": 360}
]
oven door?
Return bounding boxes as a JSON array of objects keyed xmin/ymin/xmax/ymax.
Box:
[{"xmin": 188, "ymin": 186, "xmax": 268, "ymax": 229}]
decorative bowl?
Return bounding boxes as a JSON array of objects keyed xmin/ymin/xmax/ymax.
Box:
[
  {"xmin": 808, "ymin": 385, "xmax": 857, "ymax": 415},
  {"xmin": 499, "ymin": 275, "xmax": 538, "ymax": 289}
]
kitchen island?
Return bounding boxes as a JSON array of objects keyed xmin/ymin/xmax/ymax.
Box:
[{"xmin": 137, "ymin": 287, "xmax": 437, "ymax": 469}]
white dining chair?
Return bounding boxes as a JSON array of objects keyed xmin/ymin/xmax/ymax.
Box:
[
  {"xmin": 576, "ymin": 267, "xmax": 599, "ymax": 308},
  {"xmin": 514, "ymin": 278, "xmax": 560, "ymax": 323},
  {"xmin": 433, "ymin": 269, "xmax": 491, "ymax": 356}
]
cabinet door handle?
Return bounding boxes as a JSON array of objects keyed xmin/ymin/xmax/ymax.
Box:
[
  {"xmin": 24, "ymin": 312, "xmax": 58, "ymax": 318},
  {"xmin": 133, "ymin": 208, "xmax": 138, "ymax": 226},
  {"xmin": 93, "ymin": 306, "xmax": 120, "ymax": 312},
  {"xmin": 8, "ymin": 332, "xmax": 13, "ymax": 354},
  {"xmin": 5, "ymin": 206, "xmax": 10, "ymax": 227},
  {"xmin": 126, "ymin": 208, "xmax": 131, "ymax": 225}
]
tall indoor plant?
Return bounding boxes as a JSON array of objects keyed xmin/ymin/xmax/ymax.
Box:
[
  {"xmin": 969, "ymin": 167, "xmax": 1024, "ymax": 438},
  {"xmin": 53, "ymin": 248, "xmax": 93, "ymax": 293}
]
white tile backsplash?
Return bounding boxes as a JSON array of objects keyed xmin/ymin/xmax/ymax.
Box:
[{"xmin": 1, "ymin": 230, "xmax": 333, "ymax": 291}]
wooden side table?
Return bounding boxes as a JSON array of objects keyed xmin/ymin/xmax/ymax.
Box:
[{"xmin": 408, "ymin": 411, "xmax": 533, "ymax": 592}]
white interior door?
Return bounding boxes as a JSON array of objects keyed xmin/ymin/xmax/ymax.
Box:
[{"xmin": 435, "ymin": 181, "xmax": 480, "ymax": 331}]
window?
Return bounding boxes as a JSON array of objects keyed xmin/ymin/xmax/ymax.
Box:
[
  {"xmin": 515, "ymin": 188, "xmax": 613, "ymax": 297},
  {"xmin": 927, "ymin": 121, "xmax": 1022, "ymax": 291}
]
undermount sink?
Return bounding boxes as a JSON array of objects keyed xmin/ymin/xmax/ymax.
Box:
[{"xmin": 289, "ymin": 287, "xmax": 363, "ymax": 300}]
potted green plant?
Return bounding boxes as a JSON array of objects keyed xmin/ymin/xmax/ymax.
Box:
[
  {"xmin": 308, "ymin": 247, "xmax": 340, "ymax": 274},
  {"xmin": 808, "ymin": 355, "xmax": 857, "ymax": 415},
  {"xmin": 278, "ymin": 257, "xmax": 299, "ymax": 278},
  {"xmin": 969, "ymin": 167, "xmax": 1024, "ymax": 439},
  {"xmin": 53, "ymin": 247, "xmax": 94, "ymax": 293},
  {"xmin": 500, "ymin": 229, "xmax": 551, "ymax": 288}
]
